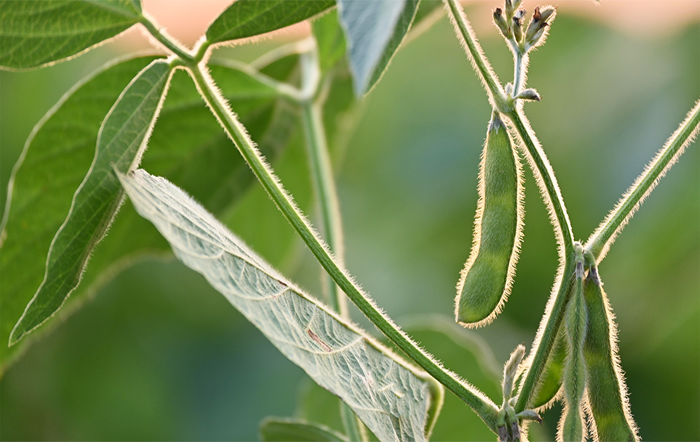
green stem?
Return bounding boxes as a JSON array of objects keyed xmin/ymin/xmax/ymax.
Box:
[
  {"xmin": 300, "ymin": 101, "xmax": 348, "ymax": 315},
  {"xmin": 507, "ymin": 110, "xmax": 575, "ymax": 252},
  {"xmin": 512, "ymin": 51, "xmax": 525, "ymax": 96},
  {"xmin": 186, "ymin": 62, "xmax": 500, "ymax": 433},
  {"xmin": 139, "ymin": 16, "xmax": 194, "ymax": 63},
  {"xmin": 585, "ymin": 99, "xmax": 700, "ymax": 262},
  {"xmin": 515, "ymin": 259, "xmax": 575, "ymax": 413},
  {"xmin": 209, "ymin": 58, "xmax": 303, "ymax": 103},
  {"xmin": 444, "ymin": 0, "xmax": 507, "ymax": 108}
]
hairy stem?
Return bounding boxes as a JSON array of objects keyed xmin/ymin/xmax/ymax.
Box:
[
  {"xmin": 186, "ymin": 62, "xmax": 500, "ymax": 432},
  {"xmin": 585, "ymin": 99, "xmax": 700, "ymax": 262},
  {"xmin": 139, "ymin": 16, "xmax": 194, "ymax": 63},
  {"xmin": 507, "ymin": 110, "xmax": 575, "ymax": 252},
  {"xmin": 512, "ymin": 51, "xmax": 525, "ymax": 96},
  {"xmin": 444, "ymin": 0, "xmax": 506, "ymax": 107},
  {"xmin": 300, "ymin": 101, "xmax": 348, "ymax": 316},
  {"xmin": 514, "ymin": 260, "xmax": 575, "ymax": 413}
]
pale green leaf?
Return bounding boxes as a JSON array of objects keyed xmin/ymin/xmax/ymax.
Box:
[
  {"xmin": 0, "ymin": 54, "xmax": 302, "ymax": 372},
  {"xmin": 296, "ymin": 316, "xmax": 503, "ymax": 441},
  {"xmin": 337, "ymin": 0, "xmax": 420, "ymax": 95},
  {"xmin": 119, "ymin": 169, "xmax": 438, "ymax": 442},
  {"xmin": 206, "ymin": 0, "xmax": 335, "ymax": 45},
  {"xmin": 8, "ymin": 59, "xmax": 173, "ymax": 345},
  {"xmin": 0, "ymin": 0, "xmax": 142, "ymax": 70},
  {"xmin": 260, "ymin": 417, "xmax": 349, "ymax": 442}
]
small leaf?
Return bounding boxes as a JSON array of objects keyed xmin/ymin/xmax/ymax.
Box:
[
  {"xmin": 0, "ymin": 0, "xmax": 142, "ymax": 70},
  {"xmin": 259, "ymin": 417, "xmax": 349, "ymax": 442},
  {"xmin": 8, "ymin": 59, "xmax": 173, "ymax": 345},
  {"xmin": 119, "ymin": 169, "xmax": 439, "ymax": 442},
  {"xmin": 206, "ymin": 0, "xmax": 335, "ymax": 45}
]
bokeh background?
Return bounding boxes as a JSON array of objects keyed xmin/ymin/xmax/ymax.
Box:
[{"xmin": 1, "ymin": 0, "xmax": 698, "ymax": 440}]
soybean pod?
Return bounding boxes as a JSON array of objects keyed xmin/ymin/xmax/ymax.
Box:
[
  {"xmin": 558, "ymin": 260, "xmax": 587, "ymax": 442},
  {"xmin": 529, "ymin": 328, "xmax": 566, "ymax": 410},
  {"xmin": 584, "ymin": 267, "xmax": 638, "ymax": 442},
  {"xmin": 456, "ymin": 111, "xmax": 524, "ymax": 327}
]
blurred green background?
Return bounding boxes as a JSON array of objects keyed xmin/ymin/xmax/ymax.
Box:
[{"xmin": 1, "ymin": 1, "xmax": 698, "ymax": 440}]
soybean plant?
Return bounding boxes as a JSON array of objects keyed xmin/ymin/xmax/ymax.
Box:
[{"xmin": 0, "ymin": 1, "xmax": 697, "ymax": 441}]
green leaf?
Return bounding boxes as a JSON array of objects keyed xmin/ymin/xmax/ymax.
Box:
[
  {"xmin": 8, "ymin": 59, "xmax": 172, "ymax": 345},
  {"xmin": 119, "ymin": 169, "xmax": 438, "ymax": 442},
  {"xmin": 0, "ymin": 54, "xmax": 302, "ymax": 373},
  {"xmin": 0, "ymin": 56, "xmax": 156, "ymax": 372},
  {"xmin": 0, "ymin": 0, "xmax": 142, "ymax": 70},
  {"xmin": 259, "ymin": 417, "xmax": 349, "ymax": 442},
  {"xmin": 365, "ymin": 0, "xmax": 421, "ymax": 94},
  {"xmin": 206, "ymin": 0, "xmax": 335, "ymax": 45},
  {"xmin": 337, "ymin": 0, "xmax": 420, "ymax": 95}
]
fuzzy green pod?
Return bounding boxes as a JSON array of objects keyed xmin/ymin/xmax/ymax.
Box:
[
  {"xmin": 584, "ymin": 268, "xmax": 638, "ymax": 442},
  {"xmin": 456, "ymin": 112, "xmax": 524, "ymax": 327},
  {"xmin": 529, "ymin": 328, "xmax": 566, "ymax": 409},
  {"xmin": 558, "ymin": 263, "xmax": 587, "ymax": 442}
]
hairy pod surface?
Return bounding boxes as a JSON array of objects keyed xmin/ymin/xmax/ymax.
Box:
[
  {"xmin": 529, "ymin": 328, "xmax": 566, "ymax": 410},
  {"xmin": 558, "ymin": 266, "xmax": 587, "ymax": 442},
  {"xmin": 583, "ymin": 269, "xmax": 638, "ymax": 442},
  {"xmin": 456, "ymin": 112, "xmax": 524, "ymax": 327}
]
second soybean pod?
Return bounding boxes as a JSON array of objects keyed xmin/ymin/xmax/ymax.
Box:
[
  {"xmin": 583, "ymin": 267, "xmax": 638, "ymax": 442},
  {"xmin": 456, "ymin": 111, "xmax": 524, "ymax": 327},
  {"xmin": 558, "ymin": 258, "xmax": 587, "ymax": 442}
]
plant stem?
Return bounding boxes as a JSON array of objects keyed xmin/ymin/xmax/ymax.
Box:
[
  {"xmin": 505, "ymin": 109, "xmax": 578, "ymax": 412},
  {"xmin": 585, "ymin": 100, "xmax": 700, "ymax": 262},
  {"xmin": 300, "ymin": 101, "xmax": 348, "ymax": 315},
  {"xmin": 514, "ymin": 256, "xmax": 575, "ymax": 413},
  {"xmin": 512, "ymin": 51, "xmax": 525, "ymax": 96},
  {"xmin": 139, "ymin": 16, "xmax": 194, "ymax": 63},
  {"xmin": 444, "ymin": 0, "xmax": 506, "ymax": 107},
  {"xmin": 186, "ymin": 62, "xmax": 500, "ymax": 433},
  {"xmin": 209, "ymin": 58, "xmax": 303, "ymax": 103},
  {"xmin": 507, "ymin": 110, "xmax": 575, "ymax": 252}
]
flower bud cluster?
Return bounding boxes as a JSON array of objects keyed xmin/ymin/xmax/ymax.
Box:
[{"xmin": 493, "ymin": 1, "xmax": 556, "ymax": 52}]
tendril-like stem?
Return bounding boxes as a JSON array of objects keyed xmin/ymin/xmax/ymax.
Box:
[{"xmin": 585, "ymin": 100, "xmax": 700, "ymax": 262}]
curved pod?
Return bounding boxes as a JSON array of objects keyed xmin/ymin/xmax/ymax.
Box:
[{"xmin": 456, "ymin": 112, "xmax": 524, "ymax": 327}]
